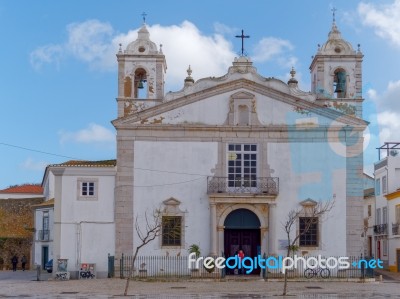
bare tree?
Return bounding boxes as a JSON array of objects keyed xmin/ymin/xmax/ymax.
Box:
[
  {"xmin": 281, "ymin": 199, "xmax": 334, "ymax": 296},
  {"xmin": 123, "ymin": 209, "xmax": 181, "ymax": 296}
]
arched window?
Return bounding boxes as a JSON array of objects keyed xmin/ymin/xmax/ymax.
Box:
[{"xmin": 333, "ymin": 69, "xmax": 346, "ymax": 98}]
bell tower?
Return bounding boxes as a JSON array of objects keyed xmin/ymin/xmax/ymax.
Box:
[
  {"xmin": 309, "ymin": 10, "xmax": 363, "ymax": 117},
  {"xmin": 116, "ymin": 22, "xmax": 166, "ymax": 118}
]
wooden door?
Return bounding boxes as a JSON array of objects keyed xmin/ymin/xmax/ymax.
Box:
[{"xmin": 224, "ymin": 229, "xmax": 260, "ymax": 274}]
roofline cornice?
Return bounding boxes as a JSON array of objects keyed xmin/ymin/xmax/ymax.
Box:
[{"xmin": 112, "ymin": 78, "xmax": 367, "ymax": 128}]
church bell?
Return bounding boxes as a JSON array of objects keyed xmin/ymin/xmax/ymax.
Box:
[
  {"xmin": 138, "ymin": 80, "xmax": 144, "ymax": 89},
  {"xmin": 334, "ymin": 71, "xmax": 346, "ymax": 93}
]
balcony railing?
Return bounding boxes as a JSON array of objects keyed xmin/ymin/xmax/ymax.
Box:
[
  {"xmin": 373, "ymin": 224, "xmax": 387, "ymax": 235},
  {"xmin": 392, "ymin": 223, "xmax": 400, "ymax": 235},
  {"xmin": 37, "ymin": 230, "xmax": 50, "ymax": 241},
  {"xmin": 207, "ymin": 177, "xmax": 279, "ymax": 195}
]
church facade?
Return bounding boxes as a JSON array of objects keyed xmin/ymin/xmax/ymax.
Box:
[
  {"xmin": 112, "ymin": 20, "xmax": 366, "ymax": 262},
  {"xmin": 41, "ymin": 19, "xmax": 368, "ymax": 278}
]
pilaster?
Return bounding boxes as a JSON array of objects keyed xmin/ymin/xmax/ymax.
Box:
[{"xmin": 115, "ymin": 137, "xmax": 134, "ymax": 256}]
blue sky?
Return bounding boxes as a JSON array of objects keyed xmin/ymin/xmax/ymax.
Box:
[{"xmin": 1, "ymin": 0, "xmax": 400, "ymax": 189}]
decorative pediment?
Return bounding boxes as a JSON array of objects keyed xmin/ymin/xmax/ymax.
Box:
[
  {"xmin": 231, "ymin": 91, "xmax": 254, "ymax": 99},
  {"xmin": 163, "ymin": 197, "xmax": 181, "ymax": 206},
  {"xmin": 112, "ymin": 78, "xmax": 368, "ymax": 128},
  {"xmin": 299, "ymin": 198, "xmax": 318, "ymax": 207},
  {"xmin": 162, "ymin": 197, "xmax": 184, "ymax": 214}
]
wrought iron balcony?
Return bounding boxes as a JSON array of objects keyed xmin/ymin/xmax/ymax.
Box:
[
  {"xmin": 37, "ymin": 229, "xmax": 50, "ymax": 241},
  {"xmin": 392, "ymin": 223, "xmax": 400, "ymax": 235},
  {"xmin": 373, "ymin": 224, "xmax": 387, "ymax": 235},
  {"xmin": 207, "ymin": 176, "xmax": 279, "ymax": 195}
]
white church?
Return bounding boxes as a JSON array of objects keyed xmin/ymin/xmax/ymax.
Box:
[{"xmin": 36, "ymin": 18, "xmax": 367, "ymax": 278}]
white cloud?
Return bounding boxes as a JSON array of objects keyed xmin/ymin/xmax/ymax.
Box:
[
  {"xmin": 147, "ymin": 21, "xmax": 235, "ymax": 88},
  {"xmin": 21, "ymin": 158, "xmax": 48, "ymax": 171},
  {"xmin": 368, "ymin": 79, "xmax": 400, "ymax": 142},
  {"xmin": 59, "ymin": 123, "xmax": 115, "ymax": 144},
  {"xmin": 30, "ymin": 44, "xmax": 63, "ymax": 71},
  {"xmin": 358, "ymin": 0, "xmax": 400, "ymax": 47},
  {"xmin": 66, "ymin": 20, "xmax": 116, "ymax": 70},
  {"xmin": 30, "ymin": 19, "xmax": 117, "ymax": 72},
  {"xmin": 213, "ymin": 22, "xmax": 237, "ymax": 36},
  {"xmin": 30, "ymin": 20, "xmax": 237, "ymax": 89},
  {"xmin": 367, "ymin": 88, "xmax": 377, "ymax": 100},
  {"xmin": 252, "ymin": 37, "xmax": 294, "ymax": 63},
  {"xmin": 30, "ymin": 19, "xmax": 300, "ymax": 91}
]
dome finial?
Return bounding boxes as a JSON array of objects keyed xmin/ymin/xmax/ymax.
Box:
[
  {"xmin": 187, "ymin": 65, "xmax": 192, "ymax": 77},
  {"xmin": 184, "ymin": 65, "xmax": 194, "ymax": 86},
  {"xmin": 288, "ymin": 66, "xmax": 298, "ymax": 87}
]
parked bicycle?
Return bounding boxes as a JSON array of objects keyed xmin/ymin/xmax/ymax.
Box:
[
  {"xmin": 304, "ymin": 267, "xmax": 330, "ymax": 279},
  {"xmin": 55, "ymin": 272, "xmax": 69, "ymax": 280}
]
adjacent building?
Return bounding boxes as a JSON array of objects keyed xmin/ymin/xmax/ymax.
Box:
[{"xmin": 373, "ymin": 142, "xmax": 400, "ymax": 272}]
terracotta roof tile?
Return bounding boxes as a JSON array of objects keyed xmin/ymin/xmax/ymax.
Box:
[
  {"xmin": 32, "ymin": 198, "xmax": 54, "ymax": 207},
  {"xmin": 0, "ymin": 184, "xmax": 43, "ymax": 194},
  {"xmin": 50, "ymin": 159, "xmax": 116, "ymax": 167}
]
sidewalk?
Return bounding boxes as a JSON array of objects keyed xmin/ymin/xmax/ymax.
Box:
[
  {"xmin": 374, "ymin": 268, "xmax": 400, "ymax": 281},
  {"xmin": 0, "ymin": 273, "xmax": 399, "ymax": 298}
]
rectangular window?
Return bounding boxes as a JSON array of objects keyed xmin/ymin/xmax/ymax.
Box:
[
  {"xmin": 383, "ymin": 239, "xmax": 388, "ymax": 256},
  {"xmin": 299, "ymin": 217, "xmax": 318, "ymax": 247},
  {"xmin": 396, "ymin": 204, "xmax": 400, "ymax": 223},
  {"xmin": 376, "ymin": 208, "xmax": 381, "ymax": 225},
  {"xmin": 162, "ymin": 216, "xmax": 182, "ymax": 246},
  {"xmin": 383, "ymin": 207, "xmax": 388, "ymax": 225},
  {"xmin": 375, "ymin": 179, "xmax": 381, "ymax": 196},
  {"xmin": 77, "ymin": 178, "xmax": 98, "ymax": 200},
  {"xmin": 81, "ymin": 182, "xmax": 95, "ymax": 196},
  {"xmin": 382, "ymin": 176, "xmax": 387, "ymax": 194},
  {"xmin": 368, "ymin": 205, "xmax": 372, "ymax": 217},
  {"xmin": 227, "ymin": 144, "xmax": 257, "ymax": 188},
  {"xmin": 41, "ymin": 213, "xmax": 50, "ymax": 241}
]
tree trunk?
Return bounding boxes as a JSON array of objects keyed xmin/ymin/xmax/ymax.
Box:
[
  {"xmin": 124, "ymin": 248, "xmax": 140, "ymax": 296},
  {"xmin": 282, "ymin": 236, "xmax": 291, "ymax": 296}
]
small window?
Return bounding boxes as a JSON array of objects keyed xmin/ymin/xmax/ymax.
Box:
[
  {"xmin": 368, "ymin": 205, "xmax": 371, "ymax": 217},
  {"xmin": 396, "ymin": 204, "xmax": 400, "ymax": 224},
  {"xmin": 382, "ymin": 176, "xmax": 387, "ymax": 194},
  {"xmin": 383, "ymin": 207, "xmax": 387, "ymax": 225},
  {"xmin": 81, "ymin": 182, "xmax": 95, "ymax": 196},
  {"xmin": 77, "ymin": 178, "xmax": 98, "ymax": 200},
  {"xmin": 162, "ymin": 216, "xmax": 182, "ymax": 246},
  {"xmin": 375, "ymin": 179, "xmax": 381, "ymax": 196},
  {"xmin": 376, "ymin": 208, "xmax": 381, "ymax": 225},
  {"xmin": 383, "ymin": 239, "xmax": 388, "ymax": 256},
  {"xmin": 299, "ymin": 217, "xmax": 318, "ymax": 247}
]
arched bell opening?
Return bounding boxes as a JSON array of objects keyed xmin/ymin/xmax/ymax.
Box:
[
  {"xmin": 333, "ymin": 68, "xmax": 347, "ymax": 98},
  {"xmin": 134, "ymin": 68, "xmax": 148, "ymax": 99}
]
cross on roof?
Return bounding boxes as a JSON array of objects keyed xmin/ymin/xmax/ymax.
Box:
[
  {"xmin": 331, "ymin": 7, "xmax": 337, "ymax": 23},
  {"xmin": 235, "ymin": 29, "xmax": 250, "ymax": 56},
  {"xmin": 141, "ymin": 12, "xmax": 147, "ymax": 24}
]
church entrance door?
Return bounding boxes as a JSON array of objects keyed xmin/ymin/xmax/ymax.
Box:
[{"xmin": 224, "ymin": 208, "xmax": 261, "ymax": 275}]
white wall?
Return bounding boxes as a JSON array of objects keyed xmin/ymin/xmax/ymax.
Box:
[
  {"xmin": 134, "ymin": 141, "xmax": 218, "ymax": 256},
  {"xmin": 133, "ymin": 139, "xmax": 348, "ymax": 257},
  {"xmin": 53, "ymin": 168, "xmax": 115, "ymax": 278},
  {"xmin": 268, "ymin": 142, "xmax": 347, "ymax": 256}
]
